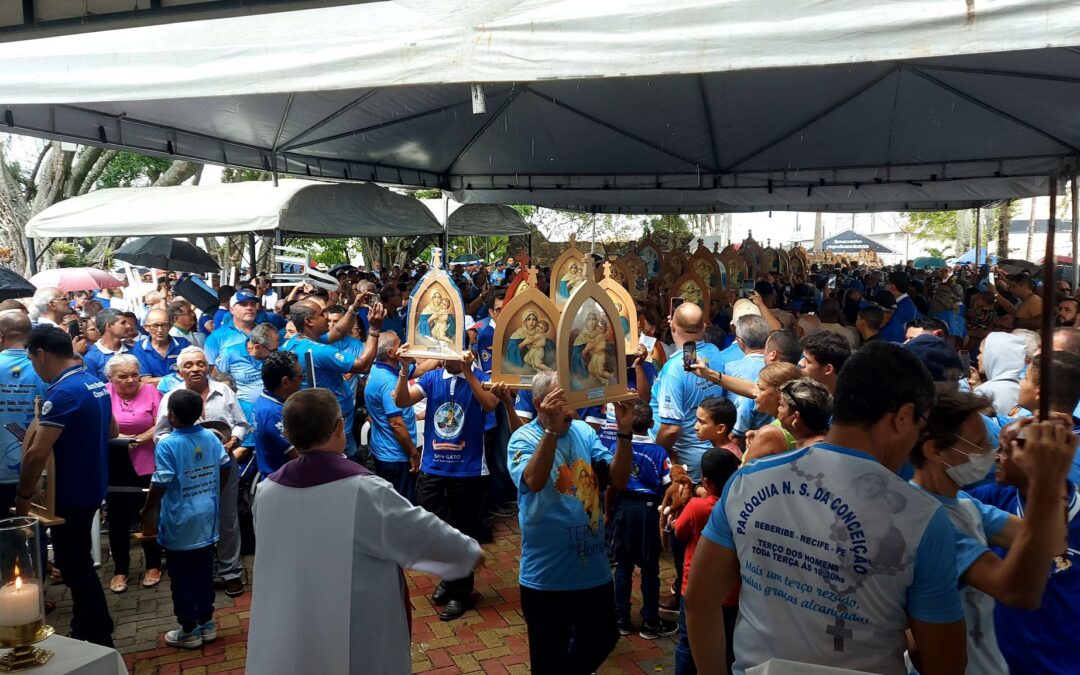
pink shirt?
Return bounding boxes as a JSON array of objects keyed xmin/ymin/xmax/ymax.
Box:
[{"xmin": 107, "ymin": 383, "xmax": 162, "ymax": 476}]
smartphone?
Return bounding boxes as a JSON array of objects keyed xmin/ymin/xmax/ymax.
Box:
[
  {"xmin": 67, "ymin": 320, "xmax": 80, "ymax": 339},
  {"xmin": 988, "ymin": 271, "xmax": 996, "ymax": 287},
  {"xmin": 827, "ymin": 275, "xmax": 837, "ymax": 289},
  {"xmin": 3, "ymin": 423, "xmax": 25, "ymax": 443},
  {"xmin": 958, "ymin": 350, "xmax": 971, "ymax": 373},
  {"xmin": 669, "ymin": 296, "xmax": 685, "ymax": 317},
  {"xmin": 683, "ymin": 342, "xmax": 697, "ymax": 372}
]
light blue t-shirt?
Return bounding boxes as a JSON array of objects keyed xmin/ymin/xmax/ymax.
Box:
[
  {"xmin": 0, "ymin": 350, "xmax": 47, "ymax": 484},
  {"xmin": 724, "ymin": 353, "xmax": 768, "ymax": 438},
  {"xmin": 151, "ymin": 426, "xmax": 230, "ymax": 551},
  {"xmin": 328, "ymin": 334, "xmax": 366, "ymax": 400},
  {"xmin": 651, "ymin": 340, "xmax": 726, "ymax": 481},
  {"xmin": 281, "ymin": 335, "xmax": 355, "ymax": 434},
  {"xmin": 703, "ymin": 442, "xmax": 963, "ymax": 675},
  {"xmin": 216, "ymin": 342, "xmax": 264, "ymax": 405},
  {"xmin": 364, "ymin": 362, "xmax": 417, "ymax": 463},
  {"xmin": 508, "ymin": 419, "xmax": 613, "ymax": 591},
  {"xmin": 204, "ymin": 323, "xmax": 250, "ymax": 367}
]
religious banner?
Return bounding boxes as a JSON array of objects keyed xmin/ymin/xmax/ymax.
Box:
[
  {"xmin": 550, "ymin": 234, "xmax": 589, "ymax": 310},
  {"xmin": 504, "ymin": 266, "xmax": 532, "ymax": 303},
  {"xmin": 763, "ymin": 246, "xmax": 780, "ymax": 275},
  {"xmin": 661, "ymin": 250, "xmax": 687, "ymax": 281},
  {"xmin": 491, "ymin": 269, "xmax": 560, "ymax": 390},
  {"xmin": 557, "ymin": 257, "xmax": 637, "ymax": 409},
  {"xmin": 618, "ymin": 252, "xmax": 648, "ymax": 299},
  {"xmin": 740, "ymin": 233, "xmax": 766, "ymax": 278},
  {"xmin": 792, "ymin": 245, "xmax": 811, "ymax": 275},
  {"xmin": 598, "ymin": 262, "xmax": 639, "ymax": 355},
  {"xmin": 688, "ymin": 239, "xmax": 722, "ymax": 296},
  {"xmin": 670, "ymin": 270, "xmax": 710, "ymax": 311},
  {"xmin": 599, "ymin": 257, "xmax": 634, "ymax": 293},
  {"xmin": 635, "ymin": 236, "xmax": 663, "ymax": 279},
  {"xmin": 777, "ymin": 248, "xmax": 791, "ymax": 276},
  {"xmin": 719, "ymin": 245, "xmax": 750, "ymax": 290},
  {"xmin": 401, "ymin": 249, "xmax": 466, "ymax": 361}
]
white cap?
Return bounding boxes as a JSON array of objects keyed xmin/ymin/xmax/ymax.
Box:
[
  {"xmin": 730, "ymin": 298, "xmax": 761, "ymax": 324},
  {"xmin": 464, "ymin": 315, "xmax": 478, "ymax": 331}
]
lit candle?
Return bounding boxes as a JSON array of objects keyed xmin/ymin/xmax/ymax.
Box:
[{"xmin": 0, "ymin": 566, "xmax": 41, "ymax": 626}]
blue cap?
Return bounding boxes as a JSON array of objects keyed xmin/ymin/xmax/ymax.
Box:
[
  {"xmin": 903, "ymin": 334, "xmax": 963, "ymax": 383},
  {"xmin": 230, "ymin": 291, "xmax": 259, "ymax": 306}
]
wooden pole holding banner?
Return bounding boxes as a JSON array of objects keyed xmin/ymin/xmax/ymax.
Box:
[{"xmin": 1039, "ymin": 174, "xmax": 1059, "ymax": 421}]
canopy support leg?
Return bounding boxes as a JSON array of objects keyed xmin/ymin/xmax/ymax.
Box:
[
  {"xmin": 1039, "ymin": 173, "xmax": 1059, "ymax": 420},
  {"xmin": 274, "ymin": 230, "xmax": 283, "ymax": 274},
  {"xmin": 25, "ymin": 238, "xmax": 37, "ymax": 276},
  {"xmin": 1072, "ymin": 172, "xmax": 1079, "ymax": 292},
  {"xmin": 974, "ymin": 208, "xmax": 981, "ymax": 267},
  {"xmin": 248, "ymin": 234, "xmax": 257, "ymax": 277},
  {"xmin": 441, "ymin": 193, "xmax": 449, "ymax": 265}
]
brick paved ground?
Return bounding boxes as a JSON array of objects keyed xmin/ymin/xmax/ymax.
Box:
[{"xmin": 45, "ymin": 516, "xmax": 678, "ymax": 673}]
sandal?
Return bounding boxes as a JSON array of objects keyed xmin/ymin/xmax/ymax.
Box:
[
  {"xmin": 141, "ymin": 569, "xmax": 162, "ymax": 588},
  {"xmin": 109, "ymin": 575, "xmax": 128, "ymax": 594}
]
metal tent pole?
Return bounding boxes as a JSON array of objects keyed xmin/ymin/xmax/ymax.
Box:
[
  {"xmin": 1072, "ymin": 173, "xmax": 1079, "ymax": 292},
  {"xmin": 1039, "ymin": 174, "xmax": 1059, "ymax": 420},
  {"xmin": 974, "ymin": 208, "xmax": 981, "ymax": 267},
  {"xmin": 26, "ymin": 238, "xmax": 37, "ymax": 275},
  {"xmin": 248, "ymin": 234, "xmax": 257, "ymax": 277}
]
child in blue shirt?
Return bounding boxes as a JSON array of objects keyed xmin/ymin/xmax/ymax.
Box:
[
  {"xmin": 141, "ymin": 389, "xmax": 230, "ymax": 650},
  {"xmin": 610, "ymin": 401, "xmax": 675, "ymax": 639}
]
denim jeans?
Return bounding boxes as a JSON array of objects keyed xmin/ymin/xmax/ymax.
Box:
[
  {"xmin": 521, "ymin": 581, "xmax": 619, "ymax": 675},
  {"xmin": 610, "ymin": 494, "xmax": 661, "ymax": 624},
  {"xmin": 167, "ymin": 545, "xmax": 216, "ymax": 632},
  {"xmin": 374, "ymin": 458, "xmax": 417, "ymax": 504},
  {"xmin": 676, "ymin": 598, "xmax": 738, "ymax": 675}
]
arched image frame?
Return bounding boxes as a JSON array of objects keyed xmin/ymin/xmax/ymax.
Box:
[
  {"xmin": 688, "ymin": 239, "xmax": 722, "ymax": 296},
  {"xmin": 402, "ymin": 250, "xmax": 466, "ymax": 361},
  {"xmin": 618, "ymin": 252, "xmax": 647, "ymax": 299},
  {"xmin": 550, "ymin": 234, "xmax": 590, "ymax": 309},
  {"xmin": 598, "ymin": 262, "xmax": 639, "ymax": 356},
  {"xmin": 505, "ymin": 267, "xmax": 532, "ymax": 303},
  {"xmin": 556, "ymin": 258, "xmax": 637, "ymax": 409},
  {"xmin": 636, "ymin": 237, "xmax": 663, "ymax": 279},
  {"xmin": 670, "ymin": 270, "xmax": 711, "ymax": 311},
  {"xmin": 491, "ymin": 269, "xmax": 561, "ymax": 389},
  {"xmin": 662, "ymin": 250, "xmax": 687, "ymax": 281},
  {"xmin": 719, "ymin": 245, "xmax": 750, "ymax": 290}
]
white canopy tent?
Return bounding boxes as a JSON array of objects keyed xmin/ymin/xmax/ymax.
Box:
[{"xmin": 0, "ymin": 0, "xmax": 1078, "ymax": 214}]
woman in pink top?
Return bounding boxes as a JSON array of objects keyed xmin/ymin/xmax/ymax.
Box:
[{"xmin": 105, "ymin": 354, "xmax": 163, "ymax": 593}]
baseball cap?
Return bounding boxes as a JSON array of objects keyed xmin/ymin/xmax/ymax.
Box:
[
  {"xmin": 902, "ymin": 334, "xmax": 963, "ymax": 383},
  {"xmin": 230, "ymin": 291, "xmax": 259, "ymax": 306},
  {"xmin": 464, "ymin": 315, "xmax": 478, "ymax": 331},
  {"xmin": 730, "ymin": 299, "xmax": 761, "ymax": 324}
]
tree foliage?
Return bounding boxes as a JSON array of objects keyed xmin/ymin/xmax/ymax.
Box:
[{"xmin": 96, "ymin": 152, "xmax": 173, "ymax": 188}]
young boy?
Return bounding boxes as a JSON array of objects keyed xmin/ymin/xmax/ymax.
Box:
[
  {"xmin": 694, "ymin": 396, "xmax": 742, "ymax": 461},
  {"xmin": 672, "ymin": 446, "xmax": 740, "ymax": 675},
  {"xmin": 141, "ymin": 389, "xmax": 231, "ymax": 649},
  {"xmin": 611, "ymin": 401, "xmax": 676, "ymax": 639}
]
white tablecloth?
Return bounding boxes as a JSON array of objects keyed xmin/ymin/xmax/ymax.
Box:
[{"xmin": 4, "ymin": 635, "xmax": 126, "ymax": 675}]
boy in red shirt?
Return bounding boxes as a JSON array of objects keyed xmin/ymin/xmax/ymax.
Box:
[{"xmin": 673, "ymin": 412, "xmax": 740, "ymax": 674}]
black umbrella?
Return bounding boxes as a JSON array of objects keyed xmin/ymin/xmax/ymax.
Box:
[
  {"xmin": 0, "ymin": 267, "xmax": 36, "ymax": 301},
  {"xmin": 113, "ymin": 236, "xmax": 221, "ymax": 273}
]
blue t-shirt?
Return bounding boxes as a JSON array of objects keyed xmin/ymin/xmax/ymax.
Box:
[
  {"xmin": 204, "ymin": 323, "xmax": 250, "ymax": 367},
  {"xmin": 703, "ymin": 442, "xmax": 962, "ymax": 674},
  {"xmin": 651, "ymin": 341, "xmax": 726, "ymax": 481},
  {"xmin": 216, "ymin": 342, "xmax": 264, "ymax": 405},
  {"xmin": 598, "ymin": 362, "xmax": 657, "ymax": 449},
  {"xmin": 81, "ymin": 342, "xmax": 128, "ymax": 383},
  {"xmin": 381, "ymin": 309, "xmax": 406, "ymax": 341},
  {"xmin": 132, "ymin": 336, "xmax": 190, "ymax": 379},
  {"xmin": 212, "ymin": 307, "xmax": 230, "ymax": 329},
  {"xmin": 38, "ymin": 365, "xmax": 112, "ymax": 509},
  {"xmin": 0, "ymin": 350, "xmax": 47, "ymax": 484},
  {"xmin": 364, "ymin": 362, "xmax": 417, "ymax": 463},
  {"xmin": 724, "ymin": 353, "xmax": 768, "ymax": 438},
  {"xmin": 970, "ymin": 482, "xmax": 1080, "ymax": 675},
  {"xmin": 508, "ymin": 419, "xmax": 613, "ymax": 591},
  {"xmin": 282, "ymin": 335, "xmax": 356, "ymax": 434},
  {"xmin": 328, "ymin": 334, "xmax": 366, "ymax": 400},
  {"xmin": 880, "ymin": 295, "xmax": 917, "ymax": 343},
  {"xmin": 253, "ymin": 391, "xmax": 291, "ymax": 476},
  {"xmin": 416, "ymin": 368, "xmax": 488, "ymax": 477},
  {"xmin": 151, "ymin": 426, "xmax": 230, "ymax": 550},
  {"xmin": 623, "ymin": 435, "xmax": 671, "ymax": 496},
  {"xmin": 475, "ymin": 319, "xmax": 496, "ymax": 374}
]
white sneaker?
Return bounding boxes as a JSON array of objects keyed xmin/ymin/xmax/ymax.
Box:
[
  {"xmin": 199, "ymin": 621, "xmax": 217, "ymax": 642},
  {"xmin": 164, "ymin": 627, "xmax": 203, "ymax": 649}
]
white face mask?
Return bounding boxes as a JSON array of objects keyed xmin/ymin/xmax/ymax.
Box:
[{"xmin": 939, "ymin": 436, "xmax": 995, "ymax": 486}]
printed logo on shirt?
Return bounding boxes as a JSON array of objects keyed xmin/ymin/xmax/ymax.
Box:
[
  {"xmin": 482, "ymin": 350, "xmax": 491, "ymax": 363},
  {"xmin": 334, "ymin": 352, "xmax": 345, "ymax": 362},
  {"xmin": 10, "ymin": 366, "xmax": 20, "ymax": 377},
  {"xmin": 40, "ymin": 401, "xmax": 52, "ymax": 416},
  {"xmin": 555, "ymin": 458, "xmax": 602, "ymax": 535},
  {"xmin": 433, "ymin": 402, "xmax": 465, "ymax": 439}
]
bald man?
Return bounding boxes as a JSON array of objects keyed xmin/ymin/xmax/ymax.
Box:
[
  {"xmin": 0, "ymin": 311, "xmax": 48, "ymax": 510},
  {"xmin": 651, "ymin": 302, "xmax": 727, "ymax": 612}
]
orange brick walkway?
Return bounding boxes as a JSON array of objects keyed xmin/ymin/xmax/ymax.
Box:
[{"xmin": 45, "ymin": 516, "xmax": 677, "ymax": 673}]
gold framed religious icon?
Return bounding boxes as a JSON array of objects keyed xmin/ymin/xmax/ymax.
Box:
[
  {"xmin": 491, "ymin": 270, "xmax": 560, "ymax": 389},
  {"xmin": 504, "ymin": 267, "xmax": 532, "ymax": 303},
  {"xmin": 600, "ymin": 257, "xmax": 634, "ymax": 293},
  {"xmin": 661, "ymin": 250, "xmax": 687, "ymax": 281},
  {"xmin": 598, "ymin": 262, "xmax": 639, "ymax": 355},
  {"xmin": 762, "ymin": 246, "xmax": 779, "ymax": 275},
  {"xmin": 556, "ymin": 258, "xmax": 637, "ymax": 409},
  {"xmin": 688, "ymin": 239, "xmax": 722, "ymax": 296},
  {"xmin": 550, "ymin": 234, "xmax": 590, "ymax": 310},
  {"xmin": 9, "ymin": 398, "xmax": 63, "ymax": 526},
  {"xmin": 618, "ymin": 252, "xmax": 647, "ymax": 299},
  {"xmin": 740, "ymin": 233, "xmax": 765, "ymax": 278},
  {"xmin": 719, "ymin": 245, "xmax": 749, "ymax": 290},
  {"xmin": 670, "ymin": 270, "xmax": 710, "ymax": 311},
  {"xmin": 402, "ymin": 249, "xmax": 466, "ymax": 361},
  {"xmin": 635, "ymin": 237, "xmax": 663, "ymax": 279}
]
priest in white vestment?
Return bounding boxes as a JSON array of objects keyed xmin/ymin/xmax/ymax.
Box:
[{"xmin": 246, "ymin": 388, "xmax": 483, "ymax": 674}]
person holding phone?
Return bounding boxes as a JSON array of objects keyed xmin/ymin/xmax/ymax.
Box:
[{"xmin": 0, "ymin": 311, "xmax": 47, "ymax": 512}]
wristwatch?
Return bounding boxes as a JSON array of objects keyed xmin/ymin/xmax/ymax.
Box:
[{"xmin": 616, "ymin": 432, "xmax": 633, "ymax": 441}]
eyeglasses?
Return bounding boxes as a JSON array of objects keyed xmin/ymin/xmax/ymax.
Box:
[{"xmin": 145, "ymin": 323, "xmax": 170, "ymax": 331}]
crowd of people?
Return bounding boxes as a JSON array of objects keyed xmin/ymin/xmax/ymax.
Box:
[{"xmin": 0, "ymin": 253, "xmax": 1077, "ymax": 675}]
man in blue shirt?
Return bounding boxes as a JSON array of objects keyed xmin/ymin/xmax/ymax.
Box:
[
  {"xmin": 282, "ymin": 300, "xmax": 379, "ymax": 458},
  {"xmin": 394, "ymin": 350, "xmax": 499, "ymax": 621},
  {"xmin": 364, "ymin": 333, "xmax": 420, "ymax": 502},
  {"xmin": 507, "ymin": 371, "xmax": 634, "ymax": 673},
  {"xmin": 325, "ymin": 303, "xmax": 367, "ymax": 419},
  {"xmin": 204, "ymin": 291, "xmax": 260, "ymax": 366},
  {"xmin": 17, "ymin": 326, "xmax": 116, "ymax": 647},
  {"xmin": 686, "ymin": 342, "xmax": 965, "ymax": 675},
  {"xmin": 217, "ymin": 324, "xmax": 280, "ymax": 405},
  {"xmin": 878, "ymin": 271, "xmax": 918, "ymax": 343},
  {"xmin": 379, "ymin": 285, "xmax": 406, "ymax": 340},
  {"xmin": 0, "ymin": 311, "xmax": 47, "ymax": 511},
  {"xmin": 253, "ymin": 351, "xmax": 302, "ymax": 477},
  {"xmin": 133, "ymin": 308, "xmax": 190, "ymax": 385},
  {"xmin": 82, "ymin": 309, "xmax": 131, "ymax": 382},
  {"xmin": 723, "ymin": 315, "xmax": 769, "ymax": 441}
]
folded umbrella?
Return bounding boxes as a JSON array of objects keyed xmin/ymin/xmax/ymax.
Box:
[
  {"xmin": 0, "ymin": 267, "xmax": 37, "ymax": 301},
  {"xmin": 30, "ymin": 267, "xmax": 123, "ymax": 292},
  {"xmin": 113, "ymin": 236, "xmax": 221, "ymax": 274}
]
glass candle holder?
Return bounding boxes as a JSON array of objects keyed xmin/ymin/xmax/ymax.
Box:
[{"xmin": 0, "ymin": 517, "xmax": 53, "ymax": 671}]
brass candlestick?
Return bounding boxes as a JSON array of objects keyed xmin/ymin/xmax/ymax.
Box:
[{"xmin": 0, "ymin": 518, "xmax": 53, "ymax": 672}]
